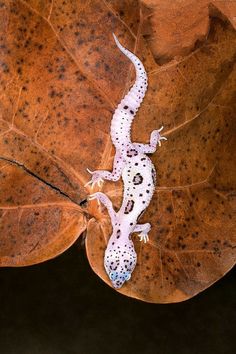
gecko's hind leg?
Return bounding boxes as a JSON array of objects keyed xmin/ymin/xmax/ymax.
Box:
[
  {"xmin": 133, "ymin": 126, "xmax": 167, "ymax": 154},
  {"xmin": 134, "ymin": 223, "xmax": 151, "ymax": 243},
  {"xmin": 89, "ymin": 192, "xmax": 117, "ymax": 222},
  {"xmin": 85, "ymin": 151, "xmax": 125, "ymax": 188}
]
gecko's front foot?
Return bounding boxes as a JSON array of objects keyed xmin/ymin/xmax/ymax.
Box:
[
  {"xmin": 138, "ymin": 233, "xmax": 149, "ymax": 243},
  {"xmin": 88, "ymin": 192, "xmax": 105, "ymax": 204},
  {"xmin": 84, "ymin": 169, "xmax": 104, "ymax": 188},
  {"xmin": 135, "ymin": 223, "xmax": 151, "ymax": 243},
  {"xmin": 88, "ymin": 192, "xmax": 117, "ymax": 221},
  {"xmin": 88, "ymin": 192, "xmax": 101, "ymax": 203},
  {"xmin": 155, "ymin": 126, "xmax": 167, "ymax": 147}
]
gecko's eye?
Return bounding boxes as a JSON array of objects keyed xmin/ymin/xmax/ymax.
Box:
[
  {"xmin": 109, "ymin": 271, "xmax": 118, "ymax": 281},
  {"xmin": 124, "ymin": 272, "xmax": 131, "ymax": 281}
]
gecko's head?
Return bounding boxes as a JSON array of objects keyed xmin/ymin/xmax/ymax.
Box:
[{"xmin": 104, "ymin": 239, "xmax": 137, "ymax": 289}]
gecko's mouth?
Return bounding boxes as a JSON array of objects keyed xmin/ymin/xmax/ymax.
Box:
[{"xmin": 109, "ymin": 270, "xmax": 132, "ymax": 289}]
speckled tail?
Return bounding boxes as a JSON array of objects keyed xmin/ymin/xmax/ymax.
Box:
[{"xmin": 111, "ymin": 34, "xmax": 148, "ymax": 147}]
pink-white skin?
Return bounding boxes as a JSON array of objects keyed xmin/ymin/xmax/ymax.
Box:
[{"xmin": 87, "ymin": 34, "xmax": 167, "ymax": 289}]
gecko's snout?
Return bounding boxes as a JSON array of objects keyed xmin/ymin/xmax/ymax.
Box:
[
  {"xmin": 104, "ymin": 240, "xmax": 137, "ymax": 289},
  {"xmin": 113, "ymin": 282, "xmax": 124, "ymax": 289},
  {"xmin": 109, "ymin": 271, "xmax": 131, "ymax": 289}
]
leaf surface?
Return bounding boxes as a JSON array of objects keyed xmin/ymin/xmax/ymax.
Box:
[
  {"xmin": 86, "ymin": 7, "xmax": 236, "ymax": 302},
  {"xmin": 0, "ymin": 0, "xmax": 235, "ymax": 302},
  {"xmin": 142, "ymin": 0, "xmax": 236, "ymax": 61}
]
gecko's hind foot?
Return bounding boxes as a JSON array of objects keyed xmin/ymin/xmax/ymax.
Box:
[
  {"xmin": 138, "ymin": 233, "xmax": 149, "ymax": 243},
  {"xmin": 84, "ymin": 169, "xmax": 104, "ymax": 188},
  {"xmin": 156, "ymin": 126, "xmax": 167, "ymax": 147}
]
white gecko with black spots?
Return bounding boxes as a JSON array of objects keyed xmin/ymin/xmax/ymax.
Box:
[{"xmin": 86, "ymin": 34, "xmax": 167, "ymax": 289}]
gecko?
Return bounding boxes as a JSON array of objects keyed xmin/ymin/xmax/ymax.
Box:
[{"xmin": 85, "ymin": 34, "xmax": 167, "ymax": 289}]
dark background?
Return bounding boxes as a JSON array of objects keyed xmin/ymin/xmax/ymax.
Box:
[{"xmin": 0, "ymin": 244, "xmax": 235, "ymax": 354}]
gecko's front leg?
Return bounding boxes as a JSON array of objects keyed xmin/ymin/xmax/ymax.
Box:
[
  {"xmin": 133, "ymin": 126, "xmax": 167, "ymax": 154},
  {"xmin": 89, "ymin": 192, "xmax": 117, "ymax": 222},
  {"xmin": 85, "ymin": 150, "xmax": 125, "ymax": 188},
  {"xmin": 134, "ymin": 223, "xmax": 151, "ymax": 243}
]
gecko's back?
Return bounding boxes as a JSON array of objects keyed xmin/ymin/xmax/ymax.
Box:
[{"xmin": 119, "ymin": 153, "xmax": 156, "ymax": 222}]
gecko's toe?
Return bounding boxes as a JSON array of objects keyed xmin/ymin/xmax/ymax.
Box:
[
  {"xmin": 89, "ymin": 193, "xmax": 101, "ymax": 205},
  {"xmin": 84, "ymin": 180, "xmax": 92, "ymax": 187},
  {"xmin": 139, "ymin": 233, "xmax": 149, "ymax": 243},
  {"xmin": 86, "ymin": 168, "xmax": 94, "ymax": 174},
  {"xmin": 88, "ymin": 192, "xmax": 100, "ymax": 202}
]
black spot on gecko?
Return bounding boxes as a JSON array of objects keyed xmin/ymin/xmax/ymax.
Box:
[
  {"xmin": 151, "ymin": 168, "xmax": 156, "ymax": 184},
  {"xmin": 133, "ymin": 173, "xmax": 143, "ymax": 185},
  {"xmin": 124, "ymin": 200, "xmax": 135, "ymax": 214},
  {"xmin": 116, "ymin": 229, "xmax": 121, "ymax": 239},
  {"xmin": 124, "ymin": 105, "xmax": 128, "ymax": 109},
  {"xmin": 130, "ymin": 110, "xmax": 134, "ymax": 115},
  {"xmin": 127, "ymin": 149, "xmax": 138, "ymax": 157}
]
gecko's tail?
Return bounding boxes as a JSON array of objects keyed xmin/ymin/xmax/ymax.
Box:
[
  {"xmin": 110, "ymin": 33, "xmax": 148, "ymax": 147},
  {"xmin": 112, "ymin": 33, "xmax": 148, "ymax": 115},
  {"xmin": 112, "ymin": 33, "xmax": 118, "ymax": 44}
]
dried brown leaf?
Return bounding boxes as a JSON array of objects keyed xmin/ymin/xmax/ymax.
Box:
[
  {"xmin": 86, "ymin": 9, "xmax": 236, "ymax": 302},
  {"xmin": 0, "ymin": 0, "xmax": 235, "ymax": 302}
]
